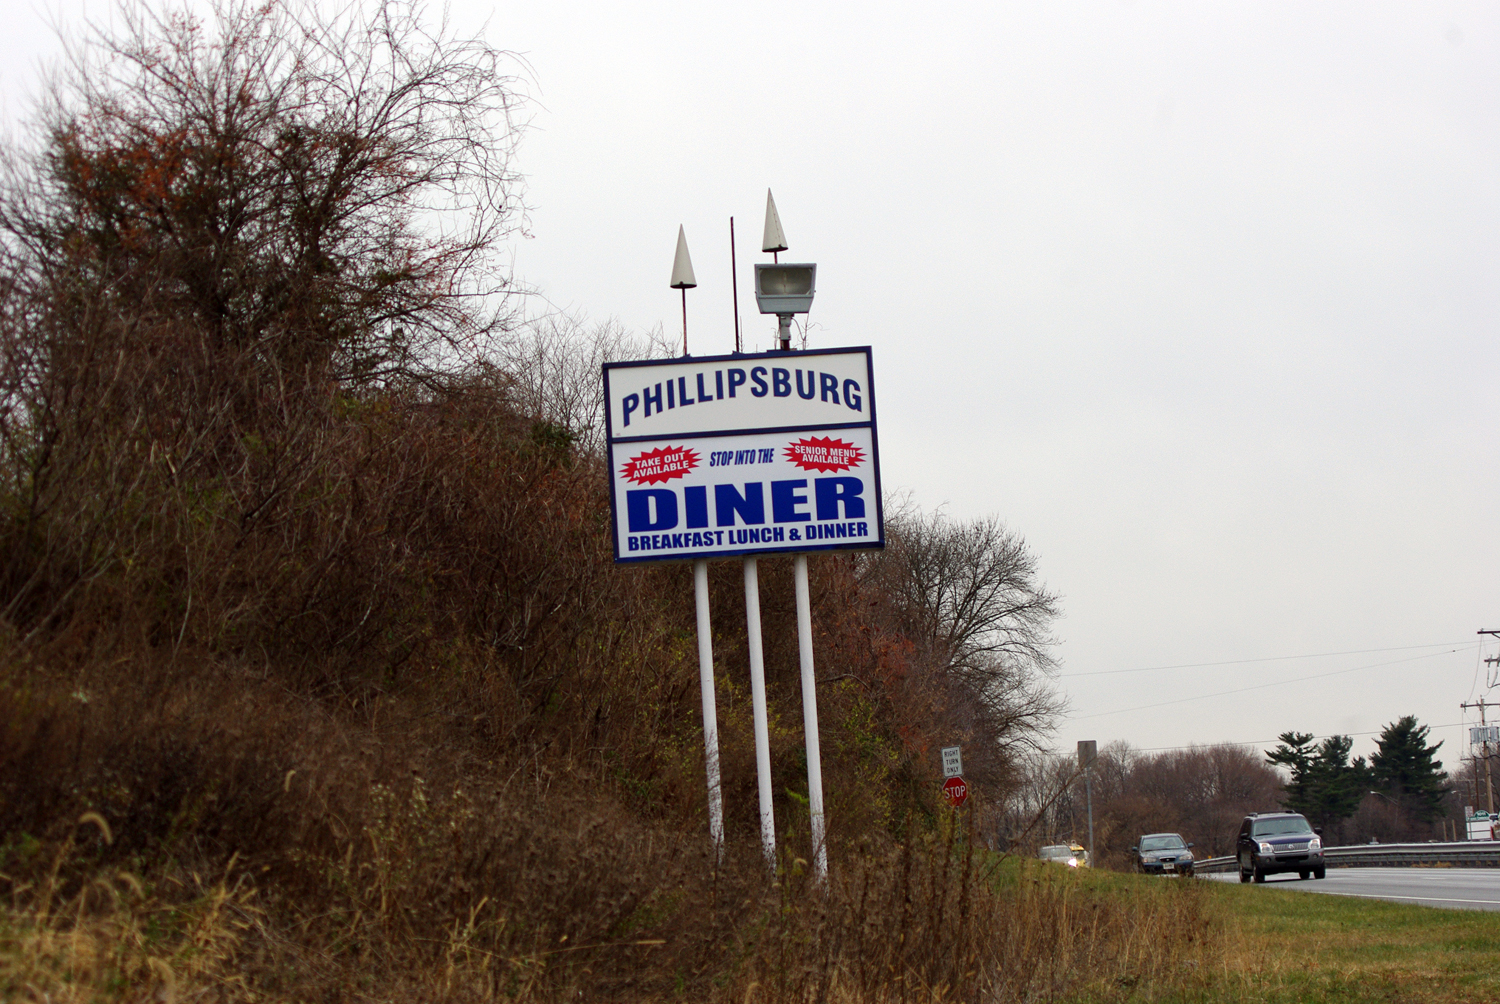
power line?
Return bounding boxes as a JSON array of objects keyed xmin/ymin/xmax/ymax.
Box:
[
  {"xmin": 1058, "ymin": 640, "xmax": 1474, "ymax": 679},
  {"xmin": 1068, "ymin": 651, "xmax": 1464, "ymax": 720},
  {"xmin": 1091, "ymin": 721, "xmax": 1468, "ymax": 755}
]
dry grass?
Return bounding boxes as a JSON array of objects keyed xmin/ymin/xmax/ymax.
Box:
[
  {"xmin": 743, "ymin": 843, "xmax": 1220, "ymax": 1004},
  {"xmin": 0, "ymin": 818, "xmax": 258, "ymax": 1002},
  {"xmin": 2, "ymin": 803, "xmax": 1221, "ymax": 1003},
  {"xmin": 17, "ymin": 839, "xmax": 1500, "ymax": 1004}
]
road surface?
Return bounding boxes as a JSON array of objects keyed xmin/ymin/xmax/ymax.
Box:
[{"xmin": 1204, "ymin": 867, "xmax": 1500, "ymax": 911}]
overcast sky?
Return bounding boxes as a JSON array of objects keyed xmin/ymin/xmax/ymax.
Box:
[{"xmin": 5, "ymin": 1, "xmax": 1498, "ymax": 770}]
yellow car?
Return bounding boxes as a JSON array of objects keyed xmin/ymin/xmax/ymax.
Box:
[{"xmin": 1038, "ymin": 844, "xmax": 1090, "ymax": 868}]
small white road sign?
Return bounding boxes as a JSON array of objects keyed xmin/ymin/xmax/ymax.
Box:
[{"xmin": 941, "ymin": 746, "xmax": 963, "ymax": 778}]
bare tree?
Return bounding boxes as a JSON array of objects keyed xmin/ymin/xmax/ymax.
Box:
[
  {"xmin": 1008, "ymin": 742, "xmax": 1282, "ymax": 865},
  {"xmin": 873, "ymin": 510, "xmax": 1060, "ymax": 678},
  {"xmin": 2, "ymin": 0, "xmax": 527, "ymax": 389},
  {"xmin": 0, "ymin": 0, "xmax": 530, "ymax": 636},
  {"xmin": 865, "ymin": 509, "xmax": 1063, "ymax": 756},
  {"xmin": 498, "ymin": 311, "xmax": 667, "ymax": 458},
  {"xmin": 850, "ymin": 507, "xmax": 1063, "ymax": 810}
]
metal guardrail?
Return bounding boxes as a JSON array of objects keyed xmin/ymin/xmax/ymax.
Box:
[{"xmin": 1195, "ymin": 840, "xmax": 1500, "ymax": 874}]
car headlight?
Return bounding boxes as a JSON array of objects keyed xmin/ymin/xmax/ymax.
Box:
[
  {"xmin": 1066, "ymin": 857, "xmax": 1078, "ymax": 867},
  {"xmin": 1308, "ymin": 837, "xmax": 1321, "ymax": 852},
  {"xmin": 1258, "ymin": 841, "xmax": 1274, "ymax": 854}
]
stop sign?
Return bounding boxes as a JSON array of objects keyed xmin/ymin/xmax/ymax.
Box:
[{"xmin": 942, "ymin": 775, "xmax": 968, "ymax": 807}]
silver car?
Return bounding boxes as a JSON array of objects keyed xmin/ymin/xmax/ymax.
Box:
[{"xmin": 1132, "ymin": 832, "xmax": 1195, "ymax": 875}]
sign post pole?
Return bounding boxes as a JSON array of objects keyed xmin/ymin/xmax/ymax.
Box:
[
  {"xmin": 1085, "ymin": 775, "xmax": 1094, "ymax": 866},
  {"xmin": 793, "ymin": 554, "xmax": 827, "ymax": 881},
  {"xmin": 744, "ymin": 556, "xmax": 776, "ymax": 871},
  {"xmin": 1078, "ymin": 740, "xmax": 1098, "ymax": 867},
  {"xmin": 693, "ymin": 559, "xmax": 724, "ymax": 861}
]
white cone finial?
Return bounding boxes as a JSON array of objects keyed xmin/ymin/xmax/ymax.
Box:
[
  {"xmin": 670, "ymin": 225, "xmax": 697, "ymax": 289},
  {"xmin": 762, "ymin": 189, "xmax": 788, "ymax": 254}
]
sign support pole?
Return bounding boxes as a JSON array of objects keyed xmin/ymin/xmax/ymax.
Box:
[
  {"xmin": 693, "ymin": 559, "xmax": 724, "ymax": 861},
  {"xmin": 1078, "ymin": 740, "xmax": 1098, "ymax": 867},
  {"xmin": 793, "ymin": 554, "xmax": 827, "ymax": 881},
  {"xmin": 744, "ymin": 556, "xmax": 776, "ymax": 871},
  {"xmin": 1086, "ymin": 774, "xmax": 1095, "ymax": 867}
]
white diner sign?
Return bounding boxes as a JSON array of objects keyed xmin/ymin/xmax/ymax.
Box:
[{"xmin": 604, "ymin": 347, "xmax": 884, "ymax": 563}]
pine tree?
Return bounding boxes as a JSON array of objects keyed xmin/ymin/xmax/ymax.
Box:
[
  {"xmin": 1306, "ymin": 735, "xmax": 1370, "ymax": 825},
  {"xmin": 1266, "ymin": 732, "xmax": 1369, "ymax": 830},
  {"xmin": 1370, "ymin": 716, "xmax": 1447, "ymax": 822},
  {"xmin": 1266, "ymin": 732, "xmax": 1316, "ymax": 814}
]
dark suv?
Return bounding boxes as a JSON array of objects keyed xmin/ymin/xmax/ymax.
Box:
[{"xmin": 1236, "ymin": 812, "xmax": 1325, "ymax": 883}]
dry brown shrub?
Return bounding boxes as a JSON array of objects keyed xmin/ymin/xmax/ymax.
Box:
[{"xmin": 2, "ymin": 796, "xmax": 1219, "ymax": 1002}]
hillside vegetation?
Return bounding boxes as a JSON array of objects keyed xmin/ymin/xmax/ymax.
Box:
[{"xmin": 0, "ymin": 3, "xmax": 1220, "ymax": 999}]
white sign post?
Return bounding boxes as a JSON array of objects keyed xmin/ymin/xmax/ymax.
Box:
[
  {"xmin": 743, "ymin": 556, "xmax": 776, "ymax": 868},
  {"xmin": 604, "ymin": 347, "xmax": 883, "ymax": 878},
  {"xmin": 794, "ymin": 553, "xmax": 827, "ymax": 878},
  {"xmin": 692, "ymin": 559, "xmax": 723, "ymax": 859}
]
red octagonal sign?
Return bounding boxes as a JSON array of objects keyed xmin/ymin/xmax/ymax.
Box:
[{"xmin": 942, "ymin": 775, "xmax": 968, "ymax": 807}]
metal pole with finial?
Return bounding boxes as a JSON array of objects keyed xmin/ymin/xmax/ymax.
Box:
[
  {"xmin": 730, "ymin": 218, "xmax": 742, "ymax": 354},
  {"xmin": 671, "ymin": 225, "xmax": 697, "ymax": 356},
  {"xmin": 763, "ymin": 189, "xmax": 787, "ymax": 265},
  {"xmin": 762, "ymin": 190, "xmax": 794, "ymax": 350}
]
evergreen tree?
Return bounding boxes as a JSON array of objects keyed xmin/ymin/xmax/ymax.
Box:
[
  {"xmin": 1266, "ymin": 732, "xmax": 1316, "ymax": 812},
  {"xmin": 1306, "ymin": 735, "xmax": 1371, "ymax": 826},
  {"xmin": 1370, "ymin": 716, "xmax": 1448, "ymax": 822},
  {"xmin": 1267, "ymin": 732, "xmax": 1369, "ymax": 830}
]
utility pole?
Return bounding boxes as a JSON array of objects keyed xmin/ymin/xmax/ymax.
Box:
[
  {"xmin": 1482, "ymin": 629, "xmax": 1500, "ymax": 688},
  {"xmin": 1460, "ymin": 696, "xmax": 1497, "ymax": 817},
  {"xmin": 1472, "ymin": 629, "xmax": 1500, "ymax": 821}
]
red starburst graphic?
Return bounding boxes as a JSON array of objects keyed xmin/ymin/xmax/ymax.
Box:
[
  {"xmin": 783, "ymin": 436, "xmax": 864, "ymax": 473},
  {"xmin": 621, "ymin": 445, "xmax": 700, "ymax": 485}
]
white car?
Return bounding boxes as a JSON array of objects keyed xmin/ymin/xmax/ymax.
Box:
[{"xmin": 1038, "ymin": 844, "xmax": 1089, "ymax": 868}]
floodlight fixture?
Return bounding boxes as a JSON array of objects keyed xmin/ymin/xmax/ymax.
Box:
[
  {"xmin": 754, "ymin": 263, "xmax": 815, "ymax": 312},
  {"xmin": 754, "ymin": 263, "xmax": 816, "ymax": 349}
]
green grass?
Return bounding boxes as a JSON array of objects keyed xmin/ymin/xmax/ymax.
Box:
[{"xmin": 1157, "ymin": 878, "xmax": 1500, "ymax": 1003}]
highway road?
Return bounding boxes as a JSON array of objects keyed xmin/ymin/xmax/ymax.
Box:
[{"xmin": 1204, "ymin": 867, "xmax": 1500, "ymax": 911}]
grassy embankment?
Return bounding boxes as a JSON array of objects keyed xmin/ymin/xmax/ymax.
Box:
[{"xmin": 1199, "ymin": 876, "xmax": 1500, "ymax": 1004}]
